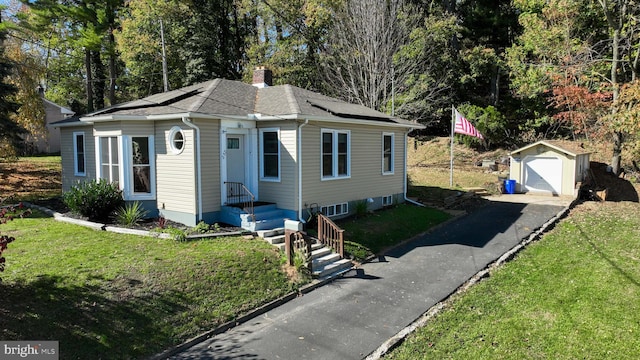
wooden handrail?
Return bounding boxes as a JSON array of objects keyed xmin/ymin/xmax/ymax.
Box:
[
  {"xmin": 317, "ymin": 213, "xmax": 344, "ymax": 258},
  {"xmin": 285, "ymin": 229, "xmax": 313, "ymax": 272}
]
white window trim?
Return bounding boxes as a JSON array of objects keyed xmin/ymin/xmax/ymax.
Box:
[
  {"xmin": 123, "ymin": 135, "xmax": 156, "ymax": 201},
  {"xmin": 73, "ymin": 131, "xmax": 86, "ymax": 176},
  {"xmin": 321, "ymin": 202, "xmax": 349, "ymax": 217},
  {"xmin": 321, "ymin": 129, "xmax": 351, "ymax": 180},
  {"xmin": 382, "ymin": 195, "xmax": 393, "ymax": 206},
  {"xmin": 168, "ymin": 126, "xmax": 185, "ymax": 155},
  {"xmin": 259, "ymin": 127, "xmax": 280, "ymax": 182},
  {"xmin": 382, "ymin": 132, "xmax": 394, "ymax": 175}
]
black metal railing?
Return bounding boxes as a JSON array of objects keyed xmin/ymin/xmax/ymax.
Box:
[{"xmin": 224, "ymin": 182, "xmax": 255, "ymax": 218}]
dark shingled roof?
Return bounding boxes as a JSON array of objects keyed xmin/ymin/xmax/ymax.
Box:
[{"xmin": 78, "ymin": 78, "xmax": 420, "ymax": 127}]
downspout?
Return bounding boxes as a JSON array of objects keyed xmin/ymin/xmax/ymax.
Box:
[
  {"xmin": 404, "ymin": 129, "xmax": 425, "ymax": 207},
  {"xmin": 182, "ymin": 116, "xmax": 203, "ymax": 222},
  {"xmin": 297, "ymin": 119, "xmax": 309, "ymax": 222}
]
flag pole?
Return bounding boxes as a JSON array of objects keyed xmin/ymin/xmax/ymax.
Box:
[{"xmin": 450, "ymin": 105, "xmax": 455, "ymax": 187}]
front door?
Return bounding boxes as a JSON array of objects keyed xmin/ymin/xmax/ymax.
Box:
[{"xmin": 226, "ymin": 134, "xmax": 245, "ymax": 184}]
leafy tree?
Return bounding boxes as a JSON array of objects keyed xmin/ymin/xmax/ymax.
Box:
[
  {"xmin": 115, "ymin": 0, "xmax": 191, "ymax": 98},
  {"xmin": 455, "ymin": 104, "xmax": 508, "ymax": 150},
  {"xmin": 4, "ymin": 21, "xmax": 46, "ymax": 154},
  {"xmin": 21, "ymin": 0, "xmax": 125, "ymax": 113},
  {"xmin": 241, "ymin": 0, "xmax": 338, "ymax": 90},
  {"xmin": 0, "ymin": 9, "xmax": 25, "ymax": 157},
  {"xmin": 182, "ymin": 0, "xmax": 249, "ymax": 84},
  {"xmin": 393, "ymin": 8, "xmax": 459, "ymax": 132}
]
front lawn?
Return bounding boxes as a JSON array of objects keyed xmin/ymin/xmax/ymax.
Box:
[
  {"xmin": 338, "ymin": 204, "xmax": 451, "ymax": 261},
  {"xmin": 0, "ymin": 212, "xmax": 304, "ymax": 359},
  {"xmin": 386, "ymin": 201, "xmax": 640, "ymax": 359}
]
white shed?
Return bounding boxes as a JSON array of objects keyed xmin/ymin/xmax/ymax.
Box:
[{"xmin": 509, "ymin": 140, "xmax": 591, "ymax": 196}]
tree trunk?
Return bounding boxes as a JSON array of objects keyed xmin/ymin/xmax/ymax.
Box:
[
  {"xmin": 108, "ymin": 28, "xmax": 117, "ymax": 105},
  {"xmin": 611, "ymin": 130, "xmax": 623, "ymax": 174},
  {"xmin": 92, "ymin": 50, "xmax": 105, "ymax": 111},
  {"xmin": 85, "ymin": 48, "xmax": 94, "ymax": 113}
]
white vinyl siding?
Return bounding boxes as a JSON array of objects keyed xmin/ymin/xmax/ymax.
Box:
[
  {"xmin": 197, "ymin": 120, "xmax": 221, "ymax": 213},
  {"xmin": 73, "ymin": 132, "xmax": 86, "ymax": 176},
  {"xmin": 258, "ymin": 123, "xmax": 297, "ymax": 210},
  {"xmin": 301, "ymin": 123, "xmax": 404, "ymax": 208},
  {"xmin": 61, "ymin": 126, "xmax": 95, "ymax": 191},
  {"xmin": 155, "ymin": 122, "xmax": 197, "ymax": 214}
]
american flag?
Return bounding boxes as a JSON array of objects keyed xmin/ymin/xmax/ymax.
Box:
[{"xmin": 454, "ymin": 109, "xmax": 483, "ymax": 139}]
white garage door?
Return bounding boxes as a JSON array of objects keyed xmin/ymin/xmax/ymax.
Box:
[{"xmin": 523, "ymin": 157, "xmax": 562, "ymax": 194}]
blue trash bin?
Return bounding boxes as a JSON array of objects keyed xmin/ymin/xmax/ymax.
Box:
[{"xmin": 504, "ymin": 179, "xmax": 516, "ymax": 194}]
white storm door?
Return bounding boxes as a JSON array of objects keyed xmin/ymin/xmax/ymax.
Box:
[{"xmin": 226, "ymin": 134, "xmax": 245, "ymax": 184}]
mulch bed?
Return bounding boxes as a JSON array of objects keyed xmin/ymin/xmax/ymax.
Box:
[{"xmin": 30, "ymin": 197, "xmax": 244, "ymax": 235}]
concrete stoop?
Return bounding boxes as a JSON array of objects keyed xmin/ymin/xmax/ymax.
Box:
[{"xmin": 256, "ymin": 228, "xmax": 353, "ymax": 279}]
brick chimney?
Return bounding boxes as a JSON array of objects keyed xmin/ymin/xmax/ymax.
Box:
[{"xmin": 252, "ymin": 66, "xmax": 272, "ymax": 88}]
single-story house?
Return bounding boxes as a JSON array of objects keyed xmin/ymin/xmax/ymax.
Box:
[
  {"xmin": 509, "ymin": 140, "xmax": 591, "ymax": 196},
  {"xmin": 23, "ymin": 93, "xmax": 75, "ymax": 154},
  {"xmin": 53, "ymin": 68, "xmax": 424, "ymax": 229}
]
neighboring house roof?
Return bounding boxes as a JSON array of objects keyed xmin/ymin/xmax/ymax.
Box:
[
  {"xmin": 510, "ymin": 140, "xmax": 592, "ymax": 157},
  {"xmin": 43, "ymin": 98, "xmax": 75, "ymax": 117},
  {"xmin": 51, "ymin": 78, "xmax": 422, "ymax": 129}
]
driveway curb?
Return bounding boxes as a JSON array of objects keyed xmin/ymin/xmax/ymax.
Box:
[{"xmin": 364, "ymin": 197, "xmax": 580, "ymax": 359}]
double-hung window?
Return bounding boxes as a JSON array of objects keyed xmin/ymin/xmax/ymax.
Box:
[
  {"xmin": 260, "ymin": 128, "xmax": 280, "ymax": 181},
  {"xmin": 99, "ymin": 136, "xmax": 120, "ymax": 184},
  {"xmin": 73, "ymin": 132, "xmax": 86, "ymax": 176},
  {"xmin": 322, "ymin": 129, "xmax": 350, "ymax": 179},
  {"xmin": 382, "ymin": 133, "xmax": 394, "ymax": 174}
]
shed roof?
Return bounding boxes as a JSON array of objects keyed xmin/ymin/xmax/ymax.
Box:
[{"xmin": 510, "ymin": 140, "xmax": 592, "ymax": 157}]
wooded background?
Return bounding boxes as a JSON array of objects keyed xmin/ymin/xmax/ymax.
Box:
[{"xmin": 1, "ymin": 0, "xmax": 639, "ymax": 172}]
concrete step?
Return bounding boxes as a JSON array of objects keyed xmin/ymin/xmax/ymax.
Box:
[
  {"xmin": 311, "ymin": 247, "xmax": 331, "ymax": 260},
  {"xmin": 256, "ymin": 228, "xmax": 284, "ymax": 238},
  {"xmin": 312, "ymin": 252, "xmax": 341, "ymax": 268},
  {"xmin": 313, "ymin": 259, "xmax": 353, "ymax": 279},
  {"xmin": 264, "ymin": 234, "xmax": 285, "ymax": 245}
]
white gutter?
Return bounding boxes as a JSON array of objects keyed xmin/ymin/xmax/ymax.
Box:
[
  {"xmin": 252, "ymin": 114, "xmax": 424, "ymax": 129},
  {"xmin": 182, "ymin": 116, "xmax": 203, "ymax": 222},
  {"xmin": 297, "ymin": 119, "xmax": 309, "ymax": 222},
  {"xmin": 404, "ymin": 129, "xmax": 425, "ymax": 207}
]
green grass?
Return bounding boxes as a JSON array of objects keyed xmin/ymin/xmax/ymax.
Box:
[
  {"xmin": 0, "ymin": 211, "xmax": 303, "ymax": 359},
  {"xmin": 387, "ymin": 201, "xmax": 640, "ymax": 359},
  {"xmin": 338, "ymin": 204, "xmax": 451, "ymax": 261}
]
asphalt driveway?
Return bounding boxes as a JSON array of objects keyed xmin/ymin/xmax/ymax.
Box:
[{"xmin": 170, "ymin": 196, "xmax": 571, "ymax": 360}]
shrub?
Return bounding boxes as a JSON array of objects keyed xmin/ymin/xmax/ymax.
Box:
[
  {"xmin": 1, "ymin": 202, "xmax": 32, "ymax": 275},
  {"xmin": 115, "ymin": 201, "xmax": 149, "ymax": 226},
  {"xmin": 194, "ymin": 221, "xmax": 210, "ymax": 233},
  {"xmin": 63, "ymin": 179, "xmax": 124, "ymax": 222},
  {"xmin": 354, "ymin": 200, "xmax": 369, "ymax": 217}
]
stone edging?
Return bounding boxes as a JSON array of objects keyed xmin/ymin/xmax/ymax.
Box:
[
  {"xmin": 363, "ymin": 197, "xmax": 580, "ymax": 360},
  {"xmin": 24, "ymin": 202, "xmax": 173, "ymax": 239}
]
